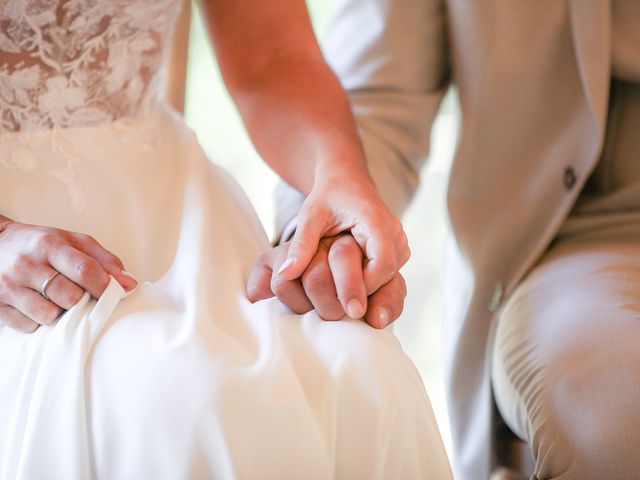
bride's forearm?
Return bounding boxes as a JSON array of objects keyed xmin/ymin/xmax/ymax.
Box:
[
  {"xmin": 229, "ymin": 57, "xmax": 371, "ymax": 195},
  {"xmin": 199, "ymin": 0, "xmax": 372, "ymax": 195}
]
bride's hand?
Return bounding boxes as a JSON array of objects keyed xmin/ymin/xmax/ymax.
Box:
[
  {"xmin": 0, "ymin": 219, "xmax": 137, "ymax": 333},
  {"xmin": 277, "ymin": 174, "xmax": 410, "ymax": 317}
]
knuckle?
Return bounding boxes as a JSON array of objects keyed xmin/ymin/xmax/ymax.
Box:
[
  {"xmin": 255, "ymin": 252, "xmax": 270, "ymax": 267},
  {"xmin": 316, "ymin": 303, "xmax": 345, "ymax": 321},
  {"xmin": 63, "ymin": 287, "xmax": 84, "ymax": 307},
  {"xmin": 328, "ymin": 241, "xmax": 357, "ymax": 262},
  {"xmin": 258, "ymin": 248, "xmax": 281, "ymax": 269},
  {"xmin": 270, "ymin": 276, "xmax": 289, "ymax": 298},
  {"xmin": 290, "ymin": 303, "xmax": 313, "ymax": 315},
  {"xmin": 377, "ymin": 256, "xmax": 397, "ymax": 275},
  {"xmin": 35, "ymin": 302, "xmax": 61, "ymax": 325},
  {"xmin": 82, "ymin": 233, "xmax": 97, "ymax": 245},
  {"xmin": 318, "ymin": 235, "xmax": 336, "ymax": 249},
  {"xmin": 104, "ymin": 252, "xmax": 123, "ymax": 269},
  {"xmin": 302, "ymin": 264, "xmax": 331, "ymax": 292},
  {"xmin": 13, "ymin": 318, "xmax": 39, "ymax": 333},
  {"xmin": 12, "ymin": 252, "xmax": 34, "ymax": 272},
  {"xmin": 34, "ymin": 232, "xmax": 60, "ymax": 252},
  {"xmin": 73, "ymin": 232, "xmax": 91, "ymax": 244},
  {"xmin": 75, "ymin": 258, "xmax": 100, "ymax": 281},
  {"xmin": 23, "ymin": 322, "xmax": 40, "ymax": 333}
]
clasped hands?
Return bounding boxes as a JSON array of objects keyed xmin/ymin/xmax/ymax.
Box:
[{"xmin": 247, "ymin": 175, "xmax": 410, "ymax": 329}]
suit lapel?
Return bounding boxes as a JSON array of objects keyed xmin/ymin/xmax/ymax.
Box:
[{"xmin": 568, "ymin": 0, "xmax": 612, "ymax": 133}]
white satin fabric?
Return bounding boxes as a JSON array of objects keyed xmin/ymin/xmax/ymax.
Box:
[{"xmin": 0, "ymin": 105, "xmax": 451, "ymax": 479}]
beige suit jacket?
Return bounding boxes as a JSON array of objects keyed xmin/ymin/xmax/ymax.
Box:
[{"xmin": 277, "ymin": 1, "xmax": 611, "ymax": 478}]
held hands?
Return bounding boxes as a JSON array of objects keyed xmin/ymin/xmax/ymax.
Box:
[
  {"xmin": 248, "ymin": 233, "xmax": 407, "ymax": 329},
  {"xmin": 0, "ymin": 220, "xmax": 137, "ymax": 333},
  {"xmin": 249, "ymin": 171, "xmax": 410, "ymax": 328},
  {"xmin": 277, "ymin": 174, "xmax": 410, "ymax": 304}
]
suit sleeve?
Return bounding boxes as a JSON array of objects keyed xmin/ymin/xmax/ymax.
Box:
[{"xmin": 274, "ymin": 0, "xmax": 450, "ymax": 242}]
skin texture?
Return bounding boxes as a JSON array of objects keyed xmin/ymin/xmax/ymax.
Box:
[
  {"xmin": 0, "ymin": 217, "xmax": 137, "ymax": 332},
  {"xmin": 200, "ymin": 0, "xmax": 410, "ymax": 317},
  {"xmin": 247, "ymin": 234, "xmax": 407, "ymax": 329},
  {"xmin": 1, "ymin": 0, "xmax": 408, "ymax": 332}
]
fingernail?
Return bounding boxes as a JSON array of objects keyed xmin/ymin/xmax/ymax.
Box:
[
  {"xmin": 277, "ymin": 257, "xmax": 296, "ymax": 275},
  {"xmin": 346, "ymin": 299, "xmax": 364, "ymax": 319},
  {"xmin": 120, "ymin": 269, "xmax": 138, "ymax": 290},
  {"xmin": 121, "ymin": 269, "xmax": 136, "ymax": 280},
  {"xmin": 377, "ymin": 307, "xmax": 390, "ymax": 329}
]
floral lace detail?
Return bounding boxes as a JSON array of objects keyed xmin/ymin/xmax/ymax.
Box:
[{"xmin": 0, "ymin": 0, "xmax": 183, "ymax": 132}]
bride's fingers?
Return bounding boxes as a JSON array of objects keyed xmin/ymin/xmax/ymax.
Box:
[
  {"xmin": 67, "ymin": 233, "xmax": 137, "ymax": 291},
  {"xmin": 48, "ymin": 245, "xmax": 111, "ymax": 299},
  {"xmin": 6, "ymin": 287, "xmax": 63, "ymax": 326},
  {"xmin": 24, "ymin": 267, "xmax": 84, "ymax": 310},
  {"xmin": 278, "ymin": 207, "xmax": 325, "ymax": 281},
  {"xmin": 0, "ymin": 305, "xmax": 39, "ymax": 333}
]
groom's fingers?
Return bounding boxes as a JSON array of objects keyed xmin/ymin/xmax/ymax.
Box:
[
  {"xmin": 327, "ymin": 235, "xmax": 367, "ymax": 319},
  {"xmin": 247, "ymin": 246, "xmax": 286, "ymax": 302},
  {"xmin": 302, "ymin": 239, "xmax": 345, "ymax": 321},
  {"xmin": 246, "ymin": 262, "xmax": 275, "ymax": 302},
  {"xmin": 271, "ymin": 276, "xmax": 313, "ymax": 314},
  {"xmin": 364, "ymin": 273, "xmax": 407, "ymax": 329}
]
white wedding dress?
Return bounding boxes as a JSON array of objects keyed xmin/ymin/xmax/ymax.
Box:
[{"xmin": 0, "ymin": 1, "xmax": 451, "ymax": 479}]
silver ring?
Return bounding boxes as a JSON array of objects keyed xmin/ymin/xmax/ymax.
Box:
[{"xmin": 40, "ymin": 271, "xmax": 60, "ymax": 300}]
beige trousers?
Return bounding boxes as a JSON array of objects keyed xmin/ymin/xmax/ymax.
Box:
[
  {"xmin": 492, "ymin": 221, "xmax": 640, "ymax": 479},
  {"xmin": 492, "ymin": 79, "xmax": 640, "ymax": 479}
]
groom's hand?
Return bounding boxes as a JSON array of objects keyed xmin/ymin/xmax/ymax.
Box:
[{"xmin": 247, "ymin": 234, "xmax": 406, "ymax": 329}]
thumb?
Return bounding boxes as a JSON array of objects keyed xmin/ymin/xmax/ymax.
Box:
[{"xmin": 278, "ymin": 215, "xmax": 324, "ymax": 281}]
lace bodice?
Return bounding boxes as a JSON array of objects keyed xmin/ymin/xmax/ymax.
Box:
[{"xmin": 0, "ymin": 0, "xmax": 183, "ymax": 133}]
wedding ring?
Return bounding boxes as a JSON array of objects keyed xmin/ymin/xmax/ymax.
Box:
[{"xmin": 40, "ymin": 271, "xmax": 60, "ymax": 301}]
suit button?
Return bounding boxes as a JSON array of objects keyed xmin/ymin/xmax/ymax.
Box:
[
  {"xmin": 488, "ymin": 282, "xmax": 504, "ymax": 312},
  {"xmin": 564, "ymin": 167, "xmax": 577, "ymax": 190}
]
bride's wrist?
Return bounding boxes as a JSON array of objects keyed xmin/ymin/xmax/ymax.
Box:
[
  {"xmin": 313, "ymin": 153, "xmax": 373, "ymax": 189},
  {"xmin": 313, "ymin": 164, "xmax": 376, "ymax": 193}
]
